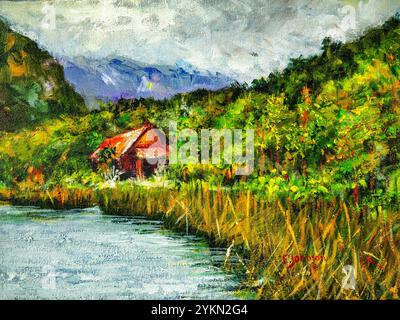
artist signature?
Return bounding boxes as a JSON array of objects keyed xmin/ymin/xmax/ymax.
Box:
[
  {"xmin": 282, "ymin": 254, "xmax": 327, "ymax": 270},
  {"xmin": 282, "ymin": 253, "xmax": 384, "ymax": 271}
]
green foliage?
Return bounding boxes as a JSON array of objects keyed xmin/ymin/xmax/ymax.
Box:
[
  {"xmin": 251, "ymin": 14, "xmax": 400, "ymax": 106},
  {"xmin": 86, "ymin": 131, "xmax": 104, "ymax": 150},
  {"xmin": 0, "ymin": 14, "xmax": 399, "ymax": 210},
  {"xmin": 116, "ymin": 113, "xmax": 132, "ymax": 128},
  {"xmin": 97, "ymin": 146, "xmax": 116, "ymax": 165}
]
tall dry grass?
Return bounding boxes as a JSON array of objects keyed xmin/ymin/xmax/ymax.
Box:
[
  {"xmin": 97, "ymin": 180, "xmax": 400, "ymax": 300},
  {"xmin": 4, "ymin": 186, "xmax": 95, "ymax": 209},
  {"xmin": 3, "ymin": 179, "xmax": 398, "ymax": 299}
]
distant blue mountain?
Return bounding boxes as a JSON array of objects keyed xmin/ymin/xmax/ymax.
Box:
[{"xmin": 60, "ymin": 57, "xmax": 233, "ymax": 109}]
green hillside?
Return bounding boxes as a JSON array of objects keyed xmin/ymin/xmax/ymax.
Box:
[
  {"xmin": 0, "ymin": 19, "xmax": 87, "ymax": 131},
  {"xmin": 252, "ymin": 13, "xmax": 400, "ymax": 106},
  {"xmin": 0, "ymin": 14, "xmax": 399, "ymax": 204}
]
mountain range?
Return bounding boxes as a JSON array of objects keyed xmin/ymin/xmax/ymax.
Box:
[
  {"xmin": 0, "ymin": 16, "xmax": 234, "ymax": 131},
  {"xmin": 61, "ymin": 57, "xmax": 233, "ymax": 109}
]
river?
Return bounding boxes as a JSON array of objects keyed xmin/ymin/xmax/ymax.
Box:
[{"xmin": 0, "ymin": 205, "xmax": 243, "ymax": 299}]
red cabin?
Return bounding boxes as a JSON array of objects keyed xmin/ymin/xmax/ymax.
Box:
[{"xmin": 89, "ymin": 124, "xmax": 168, "ymax": 178}]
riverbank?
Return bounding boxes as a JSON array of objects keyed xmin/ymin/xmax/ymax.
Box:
[
  {"xmin": 1, "ymin": 183, "xmax": 399, "ymax": 300},
  {"xmin": 0, "ymin": 187, "xmax": 95, "ymax": 209}
]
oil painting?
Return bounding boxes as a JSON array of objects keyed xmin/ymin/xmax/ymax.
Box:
[{"xmin": 0, "ymin": 0, "xmax": 399, "ymax": 303}]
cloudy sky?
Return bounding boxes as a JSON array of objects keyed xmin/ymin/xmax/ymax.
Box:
[{"xmin": 0, "ymin": 0, "xmax": 399, "ymax": 82}]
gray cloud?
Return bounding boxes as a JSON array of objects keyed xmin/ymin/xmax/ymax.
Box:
[{"xmin": 0, "ymin": 0, "xmax": 399, "ymax": 82}]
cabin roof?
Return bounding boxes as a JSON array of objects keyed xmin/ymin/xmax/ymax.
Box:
[{"xmin": 90, "ymin": 124, "xmax": 152, "ymax": 160}]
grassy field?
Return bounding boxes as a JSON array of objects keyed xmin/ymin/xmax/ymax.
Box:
[
  {"xmin": 97, "ymin": 181, "xmax": 400, "ymax": 300},
  {"xmin": 3, "ymin": 181, "xmax": 398, "ymax": 300}
]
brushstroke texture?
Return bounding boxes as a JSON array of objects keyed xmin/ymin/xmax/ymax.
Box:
[{"xmin": 0, "ymin": 0, "xmax": 399, "ymax": 84}]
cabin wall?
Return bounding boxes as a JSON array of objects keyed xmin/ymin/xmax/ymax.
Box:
[{"xmin": 120, "ymin": 149, "xmax": 136, "ymax": 174}]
